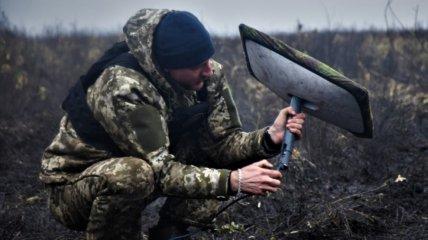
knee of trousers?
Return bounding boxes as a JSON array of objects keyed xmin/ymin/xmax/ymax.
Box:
[{"xmin": 82, "ymin": 157, "xmax": 155, "ymax": 198}]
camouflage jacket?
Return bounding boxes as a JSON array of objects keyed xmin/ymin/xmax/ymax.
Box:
[{"xmin": 40, "ymin": 9, "xmax": 279, "ymax": 199}]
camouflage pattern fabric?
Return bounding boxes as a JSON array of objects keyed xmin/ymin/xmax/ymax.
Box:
[
  {"xmin": 48, "ymin": 157, "xmax": 154, "ymax": 240},
  {"xmin": 40, "ymin": 8, "xmax": 281, "ymax": 238}
]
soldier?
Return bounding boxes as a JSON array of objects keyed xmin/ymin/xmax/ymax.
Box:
[{"xmin": 40, "ymin": 9, "xmax": 305, "ymax": 240}]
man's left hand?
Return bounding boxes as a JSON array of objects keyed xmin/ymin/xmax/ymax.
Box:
[{"xmin": 268, "ymin": 107, "xmax": 306, "ymax": 145}]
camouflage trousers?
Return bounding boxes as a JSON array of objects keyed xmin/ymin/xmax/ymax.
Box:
[{"xmin": 47, "ymin": 157, "xmax": 222, "ymax": 240}]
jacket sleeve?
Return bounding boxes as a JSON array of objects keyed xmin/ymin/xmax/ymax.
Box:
[
  {"xmin": 199, "ymin": 61, "xmax": 281, "ymax": 167},
  {"xmin": 87, "ymin": 66, "xmax": 230, "ymax": 199}
]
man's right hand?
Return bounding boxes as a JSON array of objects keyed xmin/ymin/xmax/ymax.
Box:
[{"xmin": 230, "ymin": 160, "xmax": 282, "ymax": 195}]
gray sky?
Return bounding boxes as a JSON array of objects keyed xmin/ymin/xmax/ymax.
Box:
[{"xmin": 1, "ymin": 0, "xmax": 427, "ymax": 35}]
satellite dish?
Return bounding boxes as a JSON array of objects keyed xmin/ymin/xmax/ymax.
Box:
[{"xmin": 239, "ymin": 24, "xmax": 373, "ymax": 138}]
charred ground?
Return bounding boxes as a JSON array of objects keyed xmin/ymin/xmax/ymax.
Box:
[{"xmin": 0, "ymin": 18, "xmax": 427, "ymax": 240}]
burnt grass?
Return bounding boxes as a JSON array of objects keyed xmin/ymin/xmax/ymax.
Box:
[{"xmin": 0, "ymin": 19, "xmax": 427, "ymax": 239}]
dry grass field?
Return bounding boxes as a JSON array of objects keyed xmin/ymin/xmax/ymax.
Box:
[{"xmin": 0, "ymin": 15, "xmax": 427, "ymax": 239}]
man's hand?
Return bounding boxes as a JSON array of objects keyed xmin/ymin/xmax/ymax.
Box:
[
  {"xmin": 268, "ymin": 107, "xmax": 306, "ymax": 145},
  {"xmin": 230, "ymin": 160, "xmax": 282, "ymax": 195}
]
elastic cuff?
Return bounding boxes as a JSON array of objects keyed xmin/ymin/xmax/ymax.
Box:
[
  {"xmin": 227, "ymin": 171, "xmax": 237, "ymax": 196},
  {"xmin": 216, "ymin": 169, "xmax": 231, "ymax": 200},
  {"xmin": 262, "ymin": 127, "xmax": 282, "ymax": 154}
]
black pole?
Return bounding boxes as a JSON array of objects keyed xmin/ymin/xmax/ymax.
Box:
[{"xmin": 276, "ymin": 96, "xmax": 302, "ymax": 170}]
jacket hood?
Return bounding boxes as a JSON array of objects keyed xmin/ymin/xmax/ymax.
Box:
[{"xmin": 123, "ymin": 8, "xmax": 170, "ymax": 76}]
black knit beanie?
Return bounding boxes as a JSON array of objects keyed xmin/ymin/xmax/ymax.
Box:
[{"xmin": 154, "ymin": 11, "xmax": 214, "ymax": 69}]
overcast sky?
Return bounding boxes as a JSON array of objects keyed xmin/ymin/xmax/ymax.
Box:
[{"xmin": 1, "ymin": 0, "xmax": 427, "ymax": 35}]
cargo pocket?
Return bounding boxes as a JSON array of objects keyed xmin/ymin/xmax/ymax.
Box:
[{"xmin": 129, "ymin": 104, "xmax": 167, "ymax": 153}]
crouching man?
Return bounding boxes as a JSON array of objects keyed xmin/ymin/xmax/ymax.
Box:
[{"xmin": 40, "ymin": 9, "xmax": 305, "ymax": 240}]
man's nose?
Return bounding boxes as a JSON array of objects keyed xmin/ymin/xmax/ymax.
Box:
[{"xmin": 201, "ymin": 61, "xmax": 213, "ymax": 78}]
